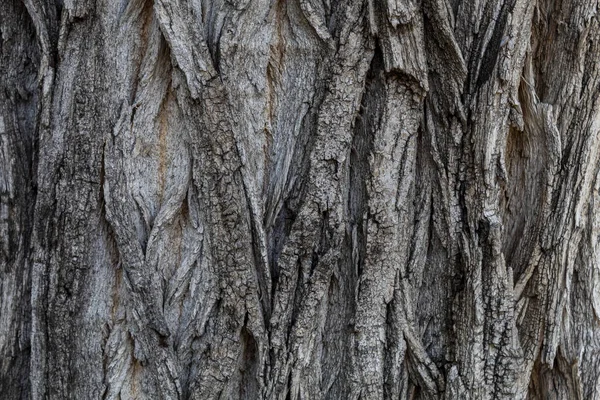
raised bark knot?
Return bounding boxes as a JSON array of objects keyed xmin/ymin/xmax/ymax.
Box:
[
  {"xmin": 481, "ymin": 210, "xmax": 503, "ymax": 256},
  {"xmin": 386, "ymin": 0, "xmax": 418, "ymax": 27}
]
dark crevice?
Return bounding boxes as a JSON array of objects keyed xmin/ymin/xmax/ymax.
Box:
[
  {"xmin": 463, "ymin": 0, "xmax": 517, "ymax": 96},
  {"xmin": 383, "ymin": 291, "xmax": 401, "ymax": 398},
  {"xmin": 268, "ymin": 201, "xmax": 295, "ymax": 290},
  {"xmin": 202, "ymin": 0, "xmax": 224, "ymax": 74},
  {"xmin": 348, "ymin": 42, "xmax": 384, "ymax": 281},
  {"xmin": 312, "ymin": 209, "xmax": 331, "ymax": 275},
  {"xmin": 0, "ymin": 1, "xmax": 42, "ymax": 398},
  {"xmin": 244, "ymin": 186, "xmax": 273, "ymax": 319},
  {"xmin": 321, "ymin": 275, "xmax": 344, "ymax": 399},
  {"xmin": 475, "ymin": 5, "xmax": 511, "ymax": 88},
  {"xmin": 501, "ymin": 78, "xmax": 552, "ymax": 283},
  {"xmin": 266, "ymin": 71, "xmax": 328, "ymax": 297},
  {"xmin": 239, "ymin": 318, "xmax": 260, "ymax": 399}
]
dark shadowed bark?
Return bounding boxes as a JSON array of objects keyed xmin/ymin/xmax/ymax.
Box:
[{"xmin": 2, "ymin": 0, "xmax": 600, "ymax": 398}]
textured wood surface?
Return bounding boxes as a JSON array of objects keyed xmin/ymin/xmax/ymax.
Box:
[{"xmin": 1, "ymin": 0, "xmax": 600, "ymax": 398}]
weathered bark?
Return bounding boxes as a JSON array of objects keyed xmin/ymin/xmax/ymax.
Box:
[{"xmin": 1, "ymin": 0, "xmax": 600, "ymax": 398}]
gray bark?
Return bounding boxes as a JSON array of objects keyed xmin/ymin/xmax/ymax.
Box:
[{"xmin": 1, "ymin": 0, "xmax": 600, "ymax": 398}]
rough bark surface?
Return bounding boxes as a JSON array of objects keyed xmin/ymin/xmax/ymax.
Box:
[{"xmin": 1, "ymin": 0, "xmax": 600, "ymax": 399}]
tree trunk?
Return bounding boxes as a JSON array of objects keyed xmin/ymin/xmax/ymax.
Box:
[{"xmin": 2, "ymin": 0, "xmax": 600, "ymax": 398}]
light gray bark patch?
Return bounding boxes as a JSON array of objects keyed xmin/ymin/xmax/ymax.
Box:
[{"xmin": 299, "ymin": 0, "xmax": 333, "ymax": 43}]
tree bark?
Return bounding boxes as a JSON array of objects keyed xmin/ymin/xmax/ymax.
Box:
[{"xmin": 1, "ymin": 0, "xmax": 600, "ymax": 398}]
